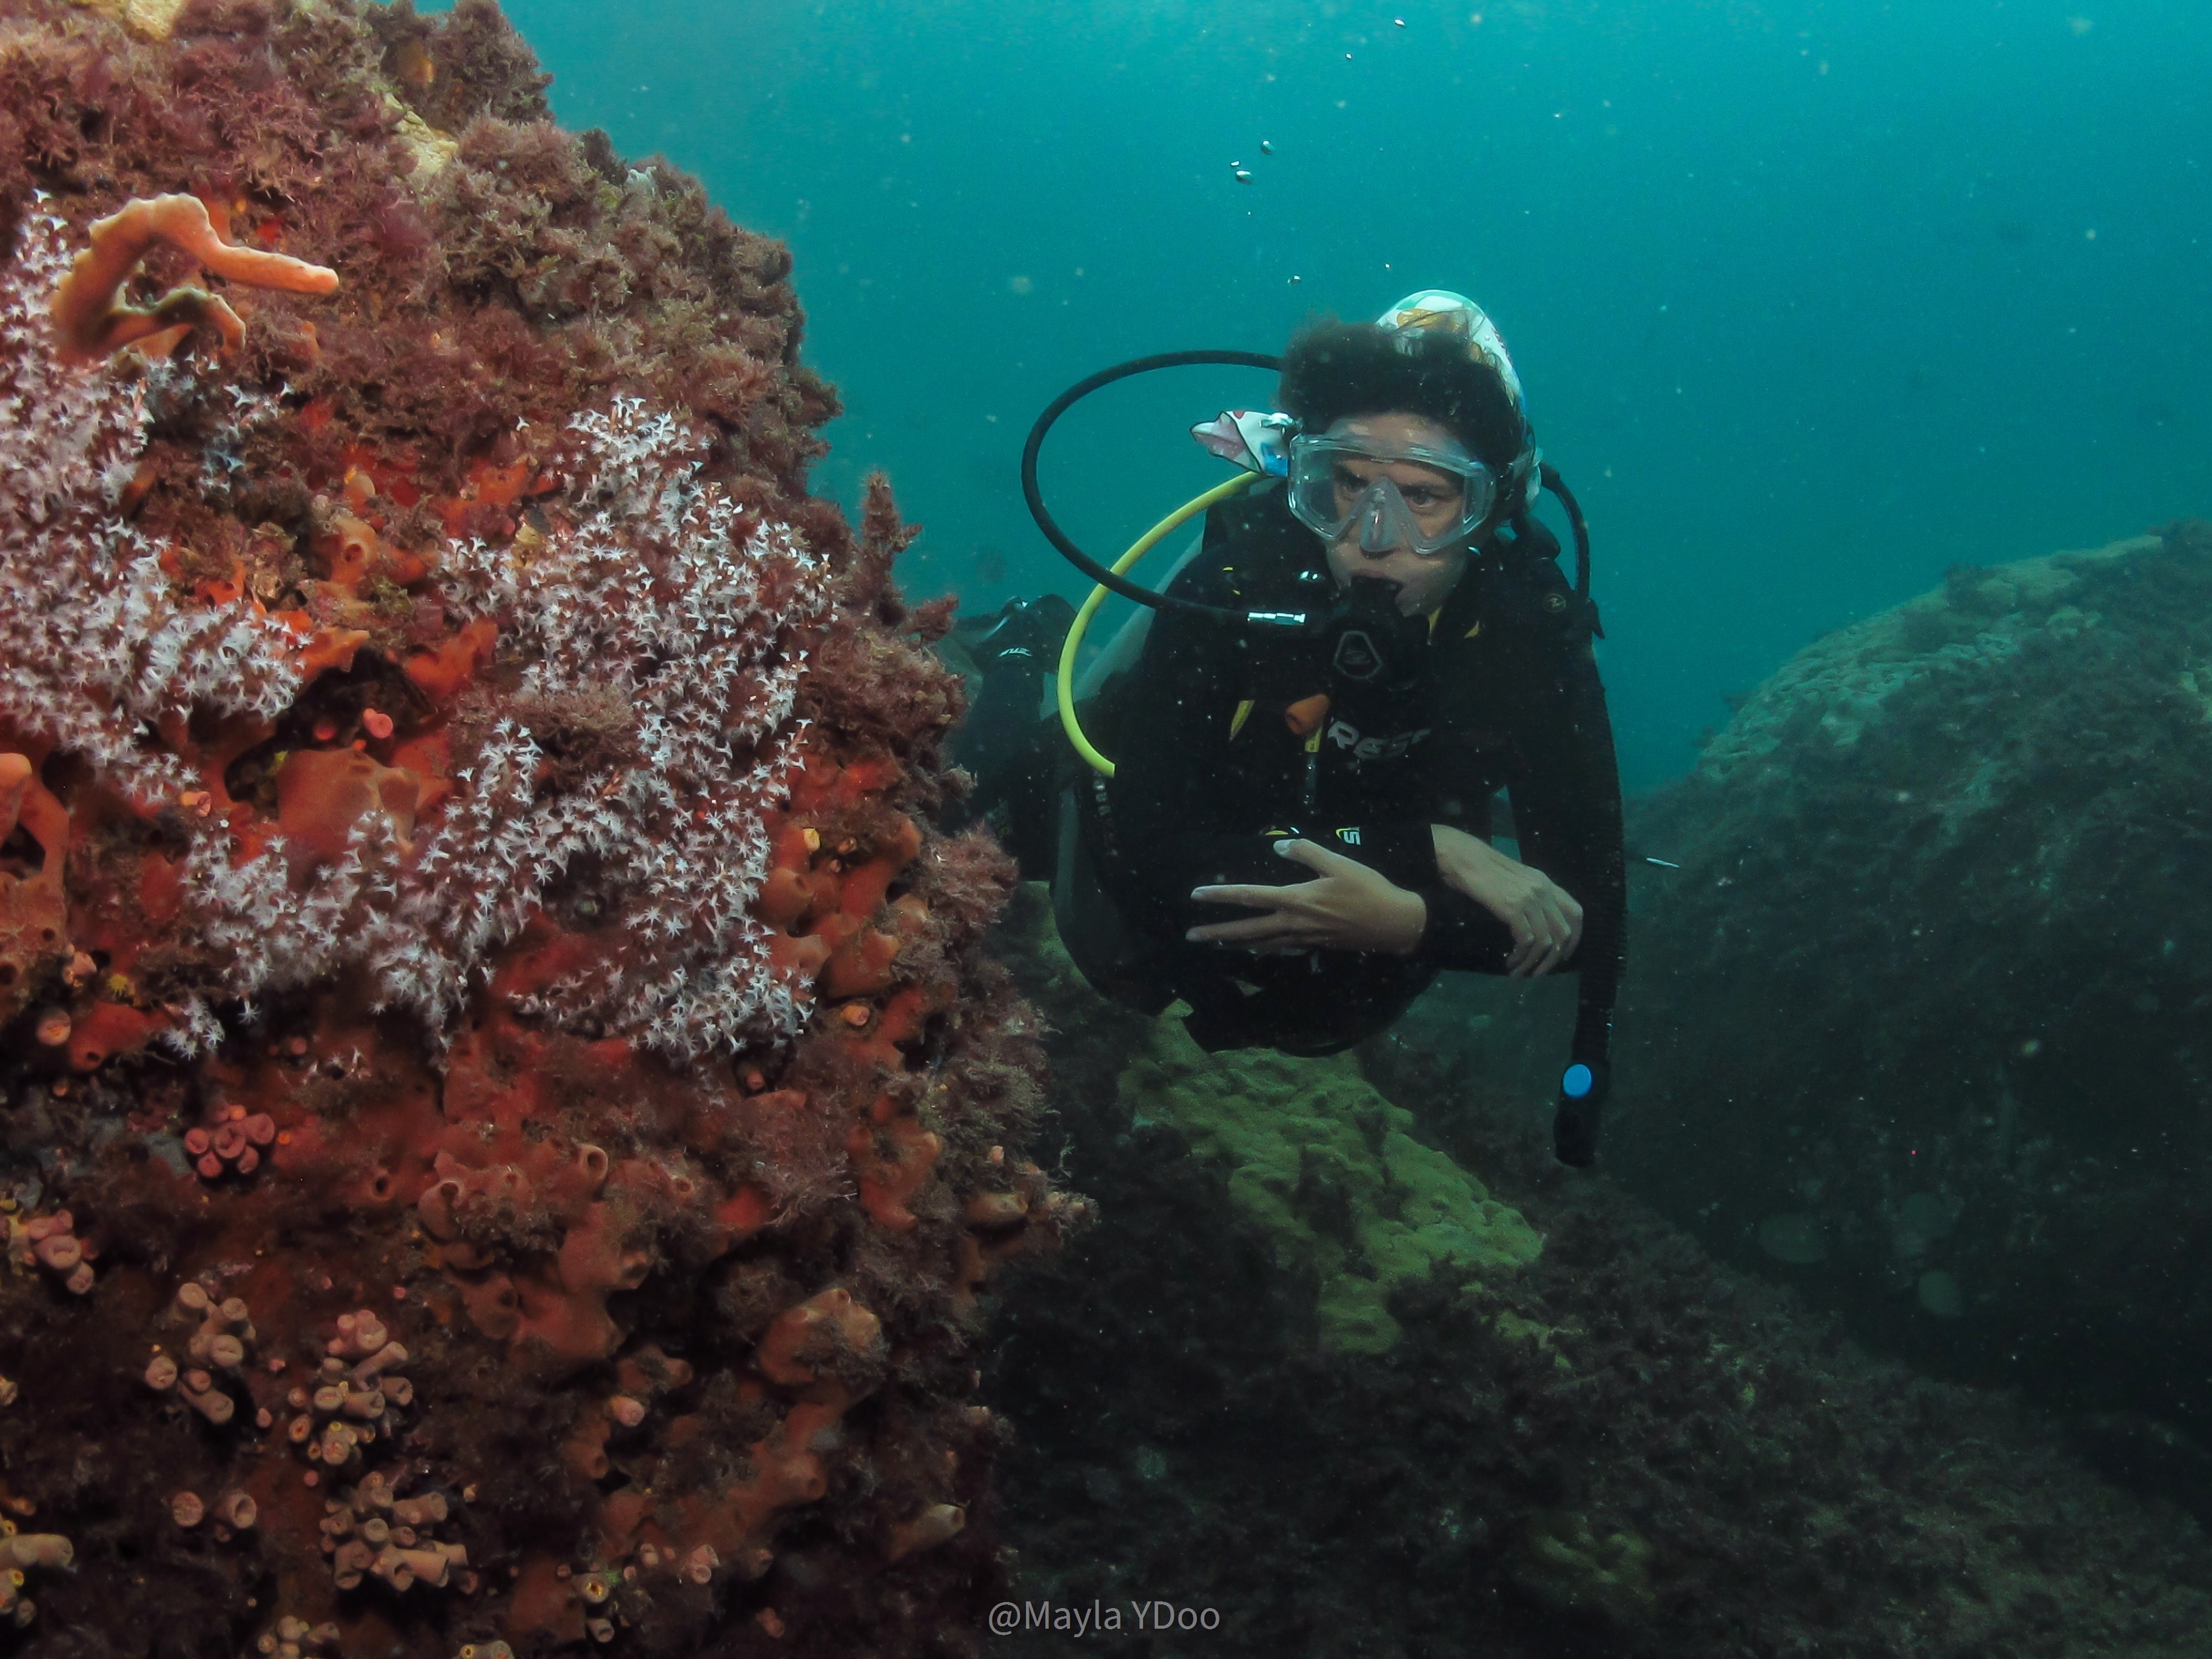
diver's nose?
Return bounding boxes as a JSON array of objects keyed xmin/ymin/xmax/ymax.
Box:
[{"xmin": 1356, "ymin": 494, "xmax": 1400, "ymax": 555}]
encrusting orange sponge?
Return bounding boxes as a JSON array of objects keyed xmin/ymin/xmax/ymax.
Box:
[{"xmin": 49, "ymin": 193, "xmax": 338, "ymax": 363}]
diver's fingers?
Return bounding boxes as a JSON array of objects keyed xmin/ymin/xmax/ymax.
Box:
[
  {"xmin": 1507, "ymin": 904, "xmax": 1565, "ymax": 978},
  {"xmin": 1546, "ymin": 890, "xmax": 1584, "ymax": 967},
  {"xmin": 1526, "ymin": 932, "xmax": 1568, "ymax": 977},
  {"xmin": 1187, "ymin": 911, "xmax": 1311, "ymax": 946},
  {"xmin": 1273, "ymin": 837, "xmax": 1358, "ymax": 876},
  {"xmin": 1556, "ymin": 899, "xmax": 1585, "ymax": 963},
  {"xmin": 1504, "ymin": 916, "xmax": 1540, "ymax": 976},
  {"xmin": 1526, "ymin": 896, "xmax": 1574, "ymax": 976},
  {"xmin": 1190, "ymin": 882, "xmax": 1312, "ymax": 911}
]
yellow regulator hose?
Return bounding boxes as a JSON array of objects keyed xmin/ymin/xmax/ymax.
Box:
[{"xmin": 1056, "ymin": 472, "xmax": 1259, "ymax": 777}]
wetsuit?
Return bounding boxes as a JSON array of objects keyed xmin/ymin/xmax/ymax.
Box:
[{"xmin": 1078, "ymin": 483, "xmax": 1625, "ymax": 1078}]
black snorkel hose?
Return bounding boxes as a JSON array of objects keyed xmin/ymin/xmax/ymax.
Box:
[{"xmin": 1021, "ymin": 350, "xmax": 1306, "ymax": 631}]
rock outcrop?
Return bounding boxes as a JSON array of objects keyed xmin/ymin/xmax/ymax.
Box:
[{"xmin": 1612, "ymin": 523, "xmax": 2212, "ymax": 1462}]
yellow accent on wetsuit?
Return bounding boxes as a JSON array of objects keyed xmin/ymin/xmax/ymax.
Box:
[{"xmin": 1057, "ymin": 472, "xmax": 1261, "ymax": 778}]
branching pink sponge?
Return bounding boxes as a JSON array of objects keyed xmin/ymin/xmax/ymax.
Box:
[{"xmin": 49, "ymin": 192, "xmax": 338, "ymax": 363}]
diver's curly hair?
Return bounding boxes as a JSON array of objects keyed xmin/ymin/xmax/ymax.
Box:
[{"xmin": 1278, "ymin": 318, "xmax": 1528, "ymax": 474}]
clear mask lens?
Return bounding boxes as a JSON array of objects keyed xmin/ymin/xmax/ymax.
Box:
[{"xmin": 1286, "ymin": 435, "xmax": 1497, "ymax": 556}]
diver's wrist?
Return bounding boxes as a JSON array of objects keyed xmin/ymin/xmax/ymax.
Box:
[{"xmin": 1379, "ymin": 883, "xmax": 1427, "ymax": 955}]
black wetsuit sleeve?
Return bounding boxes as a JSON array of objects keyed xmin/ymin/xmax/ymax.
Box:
[
  {"xmin": 1418, "ymin": 606, "xmax": 1626, "ymax": 1062},
  {"xmin": 1409, "ymin": 883, "xmax": 1515, "ymax": 972}
]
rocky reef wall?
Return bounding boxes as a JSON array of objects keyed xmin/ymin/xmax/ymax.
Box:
[
  {"xmin": 1609, "ymin": 523, "xmax": 2212, "ymax": 1476},
  {"xmin": 0, "ymin": 2, "xmax": 1072, "ymax": 1654}
]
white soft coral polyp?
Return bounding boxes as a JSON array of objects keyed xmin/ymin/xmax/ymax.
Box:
[{"xmin": 2, "ymin": 211, "xmax": 831, "ymax": 1063}]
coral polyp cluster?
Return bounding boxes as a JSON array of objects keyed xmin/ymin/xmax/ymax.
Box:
[
  {"xmin": 0, "ymin": 0, "xmax": 1072, "ymax": 1652},
  {"xmin": 6, "ymin": 201, "xmax": 837, "ymax": 1056}
]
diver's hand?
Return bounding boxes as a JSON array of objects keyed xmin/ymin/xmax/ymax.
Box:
[
  {"xmin": 1431, "ymin": 823, "xmax": 1583, "ymax": 977},
  {"xmin": 1187, "ymin": 839, "xmax": 1426, "ymax": 956}
]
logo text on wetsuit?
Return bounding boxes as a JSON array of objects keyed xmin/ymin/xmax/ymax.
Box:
[{"xmin": 1324, "ymin": 719, "xmax": 1430, "ymax": 763}]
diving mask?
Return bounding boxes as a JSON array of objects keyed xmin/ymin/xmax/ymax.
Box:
[{"xmin": 1285, "ymin": 423, "xmax": 1500, "ymax": 557}]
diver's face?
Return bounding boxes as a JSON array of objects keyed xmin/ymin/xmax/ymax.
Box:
[{"xmin": 1322, "ymin": 414, "xmax": 1476, "ymax": 615}]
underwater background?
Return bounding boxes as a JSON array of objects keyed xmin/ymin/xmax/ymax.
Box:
[
  {"xmin": 494, "ymin": 0, "xmax": 2211, "ymax": 790},
  {"xmin": 0, "ymin": 0, "xmax": 2208, "ymax": 1653}
]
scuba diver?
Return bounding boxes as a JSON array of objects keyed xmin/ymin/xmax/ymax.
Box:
[{"xmin": 951, "ymin": 291, "xmax": 1624, "ymax": 1165}]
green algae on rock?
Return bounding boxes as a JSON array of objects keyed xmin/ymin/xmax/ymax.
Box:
[
  {"xmin": 1517, "ymin": 1509, "xmax": 1658, "ymax": 1624},
  {"xmin": 1117, "ymin": 1014, "xmax": 1540, "ymax": 1353}
]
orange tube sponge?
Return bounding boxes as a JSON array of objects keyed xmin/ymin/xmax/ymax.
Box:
[
  {"xmin": 886, "ymin": 1502, "xmax": 965, "ymax": 1563},
  {"xmin": 0, "ymin": 1533, "xmax": 73, "ymax": 1570},
  {"xmin": 755, "ymin": 867, "xmax": 813, "ymax": 931},
  {"xmin": 403, "ymin": 617, "xmax": 498, "ymax": 702},
  {"xmin": 68, "ymin": 1000, "xmax": 162, "ymax": 1073},
  {"xmin": 50, "ymin": 193, "xmax": 338, "ymax": 363},
  {"xmin": 756, "ymin": 1289, "xmax": 885, "ymax": 1394},
  {"xmin": 964, "ymin": 1191, "xmax": 1028, "ymax": 1228},
  {"xmin": 0, "ymin": 752, "xmax": 30, "ymax": 843},
  {"xmin": 848, "ymin": 1113, "xmax": 942, "ymax": 1233},
  {"xmin": 0, "ymin": 758, "xmax": 71, "ymax": 1024},
  {"xmin": 276, "ymin": 749, "xmax": 421, "ymax": 868},
  {"xmin": 822, "ymin": 928, "xmax": 901, "ymax": 1000},
  {"xmin": 768, "ymin": 931, "xmax": 832, "ymax": 984}
]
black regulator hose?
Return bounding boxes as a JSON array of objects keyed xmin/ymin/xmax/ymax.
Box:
[
  {"xmin": 1540, "ymin": 461, "xmax": 1594, "ymax": 611},
  {"xmin": 1021, "ymin": 350, "xmax": 1292, "ymax": 628}
]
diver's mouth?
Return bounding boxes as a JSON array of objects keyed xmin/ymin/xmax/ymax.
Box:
[{"xmin": 1346, "ymin": 571, "xmax": 1416, "ymax": 620}]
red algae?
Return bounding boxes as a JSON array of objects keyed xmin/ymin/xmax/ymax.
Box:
[{"xmin": 0, "ymin": 1, "xmax": 1077, "ymax": 1652}]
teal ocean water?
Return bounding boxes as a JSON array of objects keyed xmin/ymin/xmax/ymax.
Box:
[{"xmin": 495, "ymin": 0, "xmax": 2207, "ymax": 790}]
